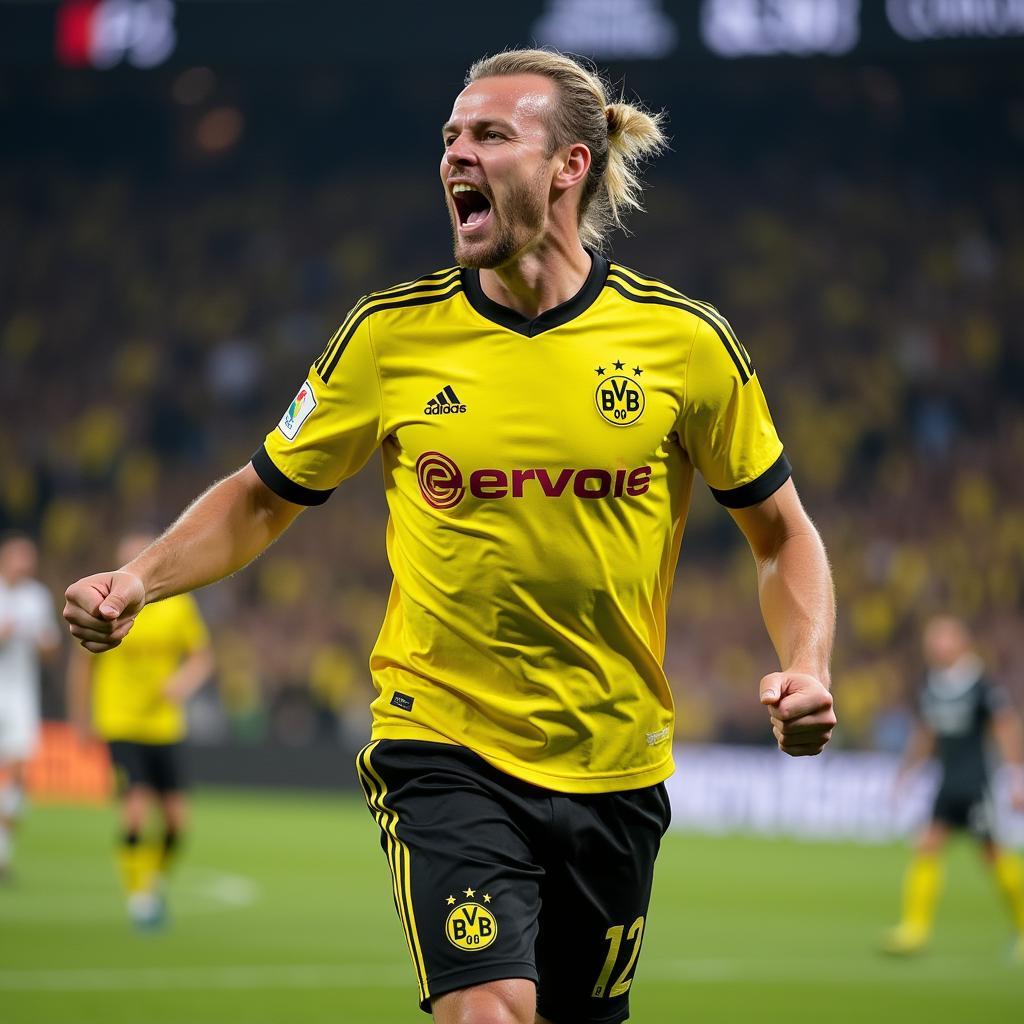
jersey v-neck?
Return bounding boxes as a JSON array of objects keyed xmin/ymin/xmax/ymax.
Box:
[{"xmin": 461, "ymin": 250, "xmax": 609, "ymax": 338}]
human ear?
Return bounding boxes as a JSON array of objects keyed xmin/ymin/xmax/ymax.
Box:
[{"xmin": 553, "ymin": 143, "xmax": 591, "ymax": 193}]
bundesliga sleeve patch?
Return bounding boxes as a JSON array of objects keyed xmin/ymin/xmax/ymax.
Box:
[{"xmin": 277, "ymin": 379, "xmax": 317, "ymax": 440}]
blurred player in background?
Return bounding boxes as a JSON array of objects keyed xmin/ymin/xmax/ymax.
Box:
[
  {"xmin": 0, "ymin": 533, "xmax": 60, "ymax": 881},
  {"xmin": 63, "ymin": 49, "xmax": 835, "ymax": 1023},
  {"xmin": 67, "ymin": 532, "xmax": 214, "ymax": 927},
  {"xmin": 885, "ymin": 615, "xmax": 1024, "ymax": 959}
]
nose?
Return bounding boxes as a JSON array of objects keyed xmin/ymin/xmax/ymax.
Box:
[{"xmin": 444, "ymin": 133, "xmax": 477, "ymax": 167}]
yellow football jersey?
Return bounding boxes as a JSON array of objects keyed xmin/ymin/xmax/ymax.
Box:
[
  {"xmin": 255, "ymin": 254, "xmax": 788, "ymax": 793},
  {"xmin": 91, "ymin": 594, "xmax": 210, "ymax": 743}
]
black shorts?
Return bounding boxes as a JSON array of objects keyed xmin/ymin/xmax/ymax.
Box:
[
  {"xmin": 931, "ymin": 785, "xmax": 993, "ymax": 840},
  {"xmin": 356, "ymin": 740, "xmax": 671, "ymax": 1024},
  {"xmin": 108, "ymin": 741, "xmax": 186, "ymax": 795}
]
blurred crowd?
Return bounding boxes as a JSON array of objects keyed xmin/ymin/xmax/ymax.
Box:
[{"xmin": 2, "ymin": 60, "xmax": 1022, "ymax": 750}]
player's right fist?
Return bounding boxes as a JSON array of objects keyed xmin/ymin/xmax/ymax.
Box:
[{"xmin": 63, "ymin": 571, "xmax": 146, "ymax": 653}]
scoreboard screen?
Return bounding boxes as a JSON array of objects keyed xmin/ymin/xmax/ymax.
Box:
[{"xmin": 2, "ymin": 0, "xmax": 1023, "ymax": 70}]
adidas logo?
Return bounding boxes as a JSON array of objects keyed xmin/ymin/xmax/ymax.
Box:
[{"xmin": 424, "ymin": 385, "xmax": 467, "ymax": 416}]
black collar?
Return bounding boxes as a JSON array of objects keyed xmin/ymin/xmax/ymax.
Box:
[{"xmin": 461, "ymin": 250, "xmax": 609, "ymax": 337}]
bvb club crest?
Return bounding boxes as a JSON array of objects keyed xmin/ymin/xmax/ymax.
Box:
[
  {"xmin": 444, "ymin": 887, "xmax": 498, "ymax": 951},
  {"xmin": 595, "ymin": 360, "xmax": 645, "ymax": 426}
]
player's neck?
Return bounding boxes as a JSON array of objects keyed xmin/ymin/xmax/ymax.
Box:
[{"xmin": 479, "ymin": 237, "xmax": 592, "ymax": 319}]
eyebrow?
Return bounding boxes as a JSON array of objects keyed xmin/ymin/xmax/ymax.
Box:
[{"xmin": 441, "ymin": 118, "xmax": 516, "ymax": 137}]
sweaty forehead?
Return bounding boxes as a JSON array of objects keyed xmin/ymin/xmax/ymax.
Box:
[{"xmin": 448, "ymin": 74, "xmax": 556, "ymax": 129}]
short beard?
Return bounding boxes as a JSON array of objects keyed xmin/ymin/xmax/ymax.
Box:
[{"xmin": 451, "ymin": 174, "xmax": 547, "ymax": 270}]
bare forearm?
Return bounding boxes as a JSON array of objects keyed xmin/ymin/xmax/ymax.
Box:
[
  {"xmin": 38, "ymin": 636, "xmax": 61, "ymax": 661},
  {"xmin": 165, "ymin": 648, "xmax": 215, "ymax": 703},
  {"xmin": 756, "ymin": 528, "xmax": 835, "ymax": 685},
  {"xmin": 734, "ymin": 482, "xmax": 836, "ymax": 755},
  {"xmin": 66, "ymin": 649, "xmax": 93, "ymax": 728},
  {"xmin": 898, "ymin": 724, "xmax": 935, "ymax": 776},
  {"xmin": 993, "ymin": 713, "xmax": 1024, "ymax": 769},
  {"xmin": 125, "ymin": 465, "xmax": 302, "ymax": 604}
]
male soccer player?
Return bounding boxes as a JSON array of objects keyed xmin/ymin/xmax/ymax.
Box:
[
  {"xmin": 0, "ymin": 533, "xmax": 60, "ymax": 880},
  {"xmin": 63, "ymin": 50, "xmax": 836, "ymax": 1023},
  {"xmin": 68, "ymin": 532, "xmax": 214, "ymax": 927},
  {"xmin": 885, "ymin": 615, "xmax": 1024, "ymax": 959}
]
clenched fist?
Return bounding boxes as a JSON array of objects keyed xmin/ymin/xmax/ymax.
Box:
[
  {"xmin": 759, "ymin": 671, "xmax": 835, "ymax": 756},
  {"xmin": 63, "ymin": 571, "xmax": 146, "ymax": 654}
]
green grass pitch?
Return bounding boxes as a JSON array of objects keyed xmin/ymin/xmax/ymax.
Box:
[{"xmin": 1, "ymin": 790, "xmax": 1020, "ymax": 1023}]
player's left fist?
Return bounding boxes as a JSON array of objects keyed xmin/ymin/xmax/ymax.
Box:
[{"xmin": 759, "ymin": 671, "xmax": 835, "ymax": 757}]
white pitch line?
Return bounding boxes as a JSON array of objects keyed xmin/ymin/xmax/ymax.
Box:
[
  {"xmin": 180, "ymin": 866, "xmax": 260, "ymax": 911},
  {"xmin": 0, "ymin": 956, "xmax": 1014, "ymax": 993},
  {"xmin": 641, "ymin": 955, "xmax": 1019, "ymax": 984},
  {"xmin": 0, "ymin": 867, "xmax": 260, "ymax": 923},
  {"xmin": 0, "ymin": 964, "xmax": 409, "ymax": 992}
]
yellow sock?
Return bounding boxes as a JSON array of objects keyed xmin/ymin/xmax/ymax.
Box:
[
  {"xmin": 899, "ymin": 853, "xmax": 942, "ymax": 938},
  {"xmin": 116, "ymin": 841, "xmax": 162, "ymax": 896},
  {"xmin": 157, "ymin": 830, "xmax": 181, "ymax": 879},
  {"xmin": 993, "ymin": 850, "xmax": 1024, "ymax": 933},
  {"xmin": 139, "ymin": 843, "xmax": 162, "ymax": 892},
  {"xmin": 116, "ymin": 842, "xmax": 145, "ymax": 895}
]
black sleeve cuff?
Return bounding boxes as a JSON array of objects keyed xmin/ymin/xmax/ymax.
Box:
[
  {"xmin": 251, "ymin": 446, "xmax": 335, "ymax": 506},
  {"xmin": 709, "ymin": 451, "xmax": 792, "ymax": 509}
]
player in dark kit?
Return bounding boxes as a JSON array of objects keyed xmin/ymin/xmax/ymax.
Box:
[
  {"xmin": 63, "ymin": 49, "xmax": 837, "ymax": 1023},
  {"xmin": 885, "ymin": 616, "xmax": 1024, "ymax": 959}
]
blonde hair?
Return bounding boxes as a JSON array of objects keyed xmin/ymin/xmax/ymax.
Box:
[{"xmin": 466, "ymin": 49, "xmax": 667, "ymax": 251}]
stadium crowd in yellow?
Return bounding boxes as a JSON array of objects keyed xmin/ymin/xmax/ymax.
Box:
[{"xmin": 3, "ymin": 79, "xmax": 1022, "ymax": 747}]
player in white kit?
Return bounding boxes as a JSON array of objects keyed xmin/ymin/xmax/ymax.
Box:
[{"xmin": 0, "ymin": 534, "xmax": 60, "ymax": 879}]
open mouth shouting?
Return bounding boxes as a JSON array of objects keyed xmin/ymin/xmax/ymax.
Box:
[{"xmin": 451, "ymin": 183, "xmax": 493, "ymax": 234}]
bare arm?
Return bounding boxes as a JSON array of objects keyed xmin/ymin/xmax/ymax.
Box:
[
  {"xmin": 127, "ymin": 463, "xmax": 304, "ymax": 602},
  {"xmin": 37, "ymin": 632, "xmax": 61, "ymax": 661},
  {"xmin": 992, "ymin": 708, "xmax": 1024, "ymax": 767},
  {"xmin": 64, "ymin": 463, "xmax": 304, "ymax": 653},
  {"xmin": 895, "ymin": 720, "xmax": 935, "ymax": 782},
  {"xmin": 66, "ymin": 645, "xmax": 95, "ymax": 739},
  {"xmin": 728, "ymin": 478, "xmax": 836, "ymax": 755},
  {"xmin": 163, "ymin": 646, "xmax": 216, "ymax": 705},
  {"xmin": 0, "ymin": 611, "xmax": 61, "ymax": 660},
  {"xmin": 37, "ymin": 618, "xmax": 61, "ymax": 659},
  {"xmin": 729, "ymin": 479, "xmax": 835, "ymax": 685},
  {"xmin": 992, "ymin": 708, "xmax": 1024, "ymax": 811}
]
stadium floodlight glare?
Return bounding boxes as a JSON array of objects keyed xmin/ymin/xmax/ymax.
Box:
[
  {"xmin": 532, "ymin": 0, "xmax": 679, "ymax": 59},
  {"xmin": 56, "ymin": 0, "xmax": 177, "ymax": 70},
  {"xmin": 887, "ymin": 0, "xmax": 1024, "ymax": 40},
  {"xmin": 701, "ymin": 0, "xmax": 861, "ymax": 58}
]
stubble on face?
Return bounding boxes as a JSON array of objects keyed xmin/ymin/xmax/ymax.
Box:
[{"xmin": 451, "ymin": 164, "xmax": 550, "ymax": 270}]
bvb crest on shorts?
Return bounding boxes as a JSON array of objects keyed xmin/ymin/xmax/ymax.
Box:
[
  {"xmin": 444, "ymin": 887, "xmax": 498, "ymax": 951},
  {"xmin": 595, "ymin": 360, "xmax": 645, "ymax": 426}
]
